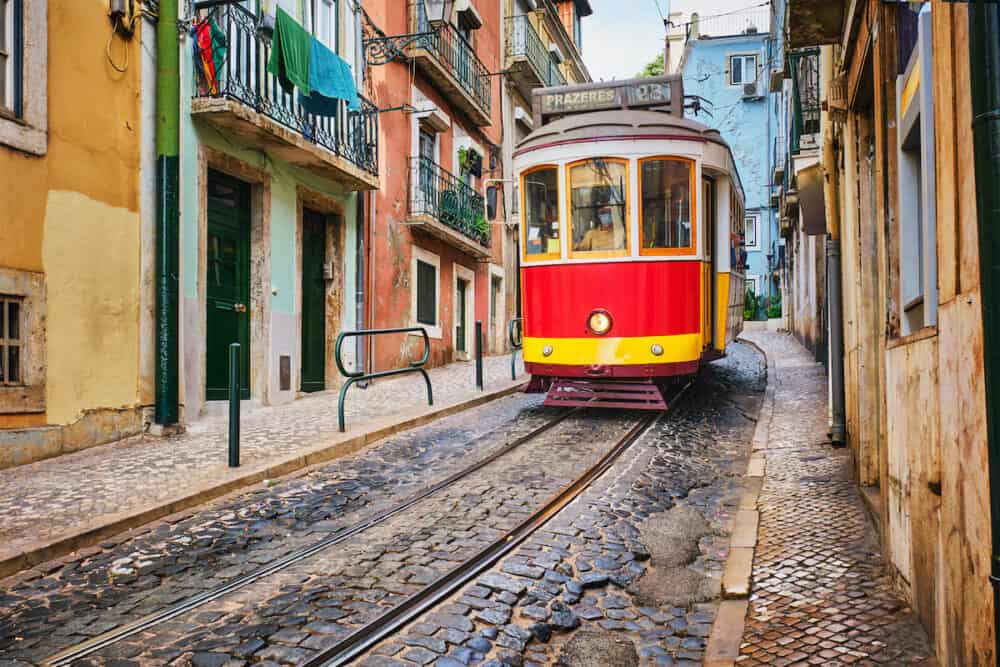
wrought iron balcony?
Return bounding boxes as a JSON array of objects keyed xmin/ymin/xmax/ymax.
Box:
[
  {"xmin": 191, "ymin": 2, "xmax": 379, "ymax": 189},
  {"xmin": 408, "ymin": 156, "xmax": 490, "ymax": 257},
  {"xmin": 505, "ymin": 16, "xmax": 548, "ymax": 92},
  {"xmin": 790, "ymin": 50, "xmax": 820, "ymax": 154},
  {"xmin": 408, "ymin": 0, "xmax": 492, "ymax": 126}
]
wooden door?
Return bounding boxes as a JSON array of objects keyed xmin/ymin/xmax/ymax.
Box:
[
  {"xmin": 301, "ymin": 209, "xmax": 327, "ymax": 392},
  {"xmin": 456, "ymin": 278, "xmax": 468, "ymax": 353},
  {"xmin": 206, "ymin": 170, "xmax": 251, "ymax": 401}
]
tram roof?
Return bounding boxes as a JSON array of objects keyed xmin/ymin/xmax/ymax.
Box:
[{"xmin": 514, "ymin": 109, "xmax": 731, "ymax": 155}]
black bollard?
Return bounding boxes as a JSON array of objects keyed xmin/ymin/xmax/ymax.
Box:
[
  {"xmin": 475, "ymin": 320, "xmax": 483, "ymax": 390},
  {"xmin": 228, "ymin": 342, "xmax": 240, "ymax": 467}
]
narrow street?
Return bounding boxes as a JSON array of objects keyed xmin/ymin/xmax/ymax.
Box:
[
  {"xmin": 0, "ymin": 336, "xmax": 936, "ymax": 666},
  {"xmin": 2, "ymin": 0, "xmax": 995, "ymax": 663}
]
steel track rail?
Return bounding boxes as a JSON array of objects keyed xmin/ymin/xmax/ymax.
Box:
[
  {"xmin": 44, "ymin": 410, "xmax": 577, "ymax": 667},
  {"xmin": 303, "ymin": 381, "xmax": 691, "ymax": 667}
]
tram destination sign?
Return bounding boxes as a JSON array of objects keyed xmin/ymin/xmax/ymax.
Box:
[{"xmin": 535, "ymin": 76, "xmax": 681, "ymax": 122}]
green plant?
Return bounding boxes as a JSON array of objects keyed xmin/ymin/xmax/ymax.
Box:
[
  {"xmin": 744, "ymin": 289, "xmax": 756, "ymax": 312},
  {"xmin": 767, "ymin": 292, "xmax": 782, "ymax": 318},
  {"xmin": 473, "ymin": 213, "xmax": 490, "ymax": 240},
  {"xmin": 457, "ymin": 146, "xmax": 469, "ymax": 172}
]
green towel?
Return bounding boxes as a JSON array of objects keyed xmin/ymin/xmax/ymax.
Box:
[{"xmin": 267, "ymin": 7, "xmax": 312, "ymax": 96}]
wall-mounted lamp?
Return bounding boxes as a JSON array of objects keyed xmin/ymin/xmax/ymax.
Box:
[{"xmin": 362, "ymin": 0, "xmax": 454, "ymax": 66}]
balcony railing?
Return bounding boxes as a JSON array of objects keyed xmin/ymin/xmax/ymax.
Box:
[
  {"xmin": 414, "ymin": 0, "xmax": 492, "ymax": 116},
  {"xmin": 193, "ymin": 2, "xmax": 378, "ymax": 177},
  {"xmin": 409, "ymin": 156, "xmax": 490, "ymax": 248},
  {"xmin": 505, "ymin": 16, "xmax": 548, "ymax": 83},
  {"xmin": 547, "ymin": 59, "xmax": 566, "ymax": 86},
  {"xmin": 790, "ymin": 50, "xmax": 820, "ymax": 154},
  {"xmin": 687, "ymin": 8, "xmax": 770, "ymax": 41}
]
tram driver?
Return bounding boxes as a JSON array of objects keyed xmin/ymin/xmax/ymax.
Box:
[{"xmin": 575, "ymin": 204, "xmax": 617, "ymax": 251}]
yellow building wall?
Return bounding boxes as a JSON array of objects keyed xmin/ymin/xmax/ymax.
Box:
[{"xmin": 0, "ymin": 0, "xmax": 142, "ymax": 430}]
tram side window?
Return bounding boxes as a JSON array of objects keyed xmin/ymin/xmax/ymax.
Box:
[
  {"xmin": 569, "ymin": 159, "xmax": 628, "ymax": 254},
  {"xmin": 523, "ymin": 167, "xmax": 561, "ymax": 258},
  {"xmin": 640, "ymin": 159, "xmax": 694, "ymax": 254}
]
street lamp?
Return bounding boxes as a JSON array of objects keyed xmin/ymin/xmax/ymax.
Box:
[{"xmin": 363, "ymin": 0, "xmax": 455, "ymax": 66}]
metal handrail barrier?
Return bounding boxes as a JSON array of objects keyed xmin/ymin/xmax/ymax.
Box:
[
  {"xmin": 334, "ymin": 327, "xmax": 433, "ymax": 432},
  {"xmin": 508, "ymin": 317, "xmax": 523, "ymax": 381}
]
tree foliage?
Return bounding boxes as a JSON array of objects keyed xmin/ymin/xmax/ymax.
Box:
[{"xmin": 638, "ymin": 53, "xmax": 665, "ymax": 78}]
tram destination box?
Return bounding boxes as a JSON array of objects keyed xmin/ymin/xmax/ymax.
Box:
[{"xmin": 533, "ymin": 75, "xmax": 684, "ymax": 126}]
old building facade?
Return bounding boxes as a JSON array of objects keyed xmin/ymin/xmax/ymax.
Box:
[
  {"xmin": 777, "ymin": 0, "xmax": 998, "ymax": 662},
  {"xmin": 0, "ymin": 0, "xmax": 153, "ymax": 467},
  {"xmin": 500, "ymin": 0, "xmax": 591, "ymax": 331},
  {"xmin": 178, "ymin": 0, "xmax": 378, "ymax": 419},
  {"xmin": 673, "ymin": 9, "xmax": 782, "ymax": 317}
]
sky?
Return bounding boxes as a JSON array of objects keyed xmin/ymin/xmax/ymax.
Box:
[{"xmin": 583, "ymin": 0, "xmax": 758, "ymax": 81}]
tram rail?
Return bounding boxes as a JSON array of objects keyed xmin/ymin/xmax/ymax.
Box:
[
  {"xmin": 305, "ymin": 380, "xmax": 691, "ymax": 666},
  {"xmin": 44, "ymin": 382, "xmax": 690, "ymax": 666}
]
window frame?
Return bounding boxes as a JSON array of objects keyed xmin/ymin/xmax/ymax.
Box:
[
  {"xmin": 0, "ymin": 294, "xmax": 23, "ymax": 385},
  {"xmin": 410, "ymin": 247, "xmax": 442, "ymax": 339},
  {"xmin": 895, "ymin": 4, "xmax": 936, "ymax": 336},
  {"xmin": 566, "ymin": 156, "xmax": 631, "ymax": 260},
  {"xmin": 728, "ymin": 53, "xmax": 758, "ymax": 87},
  {"xmin": 520, "ymin": 163, "xmax": 562, "ymax": 263},
  {"xmin": 744, "ymin": 212, "xmax": 760, "ymax": 251},
  {"xmin": 0, "ymin": 0, "xmax": 45, "ymax": 156},
  {"xmin": 637, "ymin": 155, "xmax": 698, "ymax": 258}
]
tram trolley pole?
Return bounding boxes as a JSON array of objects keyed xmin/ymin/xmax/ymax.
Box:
[
  {"xmin": 228, "ymin": 342, "xmax": 240, "ymax": 468},
  {"xmin": 508, "ymin": 317, "xmax": 523, "ymax": 381},
  {"xmin": 475, "ymin": 320, "xmax": 484, "ymax": 390},
  {"xmin": 335, "ymin": 327, "xmax": 433, "ymax": 432}
]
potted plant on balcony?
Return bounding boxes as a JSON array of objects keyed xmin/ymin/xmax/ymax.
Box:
[{"xmin": 457, "ymin": 146, "xmax": 483, "ymax": 178}]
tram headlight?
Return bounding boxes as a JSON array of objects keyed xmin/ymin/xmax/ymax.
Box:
[
  {"xmin": 651, "ymin": 343, "xmax": 664, "ymax": 356},
  {"xmin": 587, "ymin": 309, "xmax": 613, "ymax": 336},
  {"xmin": 542, "ymin": 345, "xmax": 554, "ymax": 357}
]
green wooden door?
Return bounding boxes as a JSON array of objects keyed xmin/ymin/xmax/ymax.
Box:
[
  {"xmin": 206, "ymin": 170, "xmax": 251, "ymax": 401},
  {"xmin": 301, "ymin": 208, "xmax": 327, "ymax": 392},
  {"xmin": 456, "ymin": 278, "xmax": 468, "ymax": 353}
]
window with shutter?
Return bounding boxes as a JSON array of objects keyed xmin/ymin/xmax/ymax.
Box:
[{"xmin": 416, "ymin": 260, "xmax": 437, "ymax": 326}]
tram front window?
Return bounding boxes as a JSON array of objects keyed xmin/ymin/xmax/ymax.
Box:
[
  {"xmin": 523, "ymin": 166, "xmax": 560, "ymax": 259},
  {"xmin": 569, "ymin": 159, "xmax": 628, "ymax": 255},
  {"xmin": 640, "ymin": 158, "xmax": 695, "ymax": 254}
]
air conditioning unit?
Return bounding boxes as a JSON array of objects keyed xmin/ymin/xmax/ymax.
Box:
[{"xmin": 742, "ymin": 82, "xmax": 762, "ymax": 100}]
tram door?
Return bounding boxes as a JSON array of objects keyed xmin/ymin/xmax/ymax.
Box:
[{"xmin": 703, "ymin": 178, "xmax": 717, "ymax": 349}]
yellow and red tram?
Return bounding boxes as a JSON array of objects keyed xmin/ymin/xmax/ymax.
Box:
[{"xmin": 515, "ymin": 75, "xmax": 746, "ymax": 409}]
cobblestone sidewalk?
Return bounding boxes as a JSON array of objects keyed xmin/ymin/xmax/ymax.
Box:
[
  {"xmin": 738, "ymin": 330, "xmax": 935, "ymax": 666},
  {"xmin": 0, "ymin": 354, "xmax": 525, "ymax": 569}
]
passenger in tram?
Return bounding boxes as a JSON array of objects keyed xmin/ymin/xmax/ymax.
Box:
[{"xmin": 575, "ymin": 204, "xmax": 617, "ymax": 251}]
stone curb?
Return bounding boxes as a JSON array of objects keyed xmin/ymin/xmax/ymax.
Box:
[
  {"xmin": 705, "ymin": 336, "xmax": 773, "ymax": 666},
  {"xmin": 0, "ymin": 380, "xmax": 527, "ymax": 580}
]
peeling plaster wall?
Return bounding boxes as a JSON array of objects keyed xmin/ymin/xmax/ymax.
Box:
[{"xmin": 0, "ymin": 0, "xmax": 145, "ymax": 464}]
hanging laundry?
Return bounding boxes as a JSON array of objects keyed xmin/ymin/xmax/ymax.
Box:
[
  {"xmin": 194, "ymin": 16, "xmax": 228, "ymax": 95},
  {"xmin": 299, "ymin": 37, "xmax": 361, "ymax": 117},
  {"xmin": 267, "ymin": 7, "xmax": 312, "ymax": 96}
]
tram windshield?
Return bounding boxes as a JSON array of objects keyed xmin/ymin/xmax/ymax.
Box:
[
  {"xmin": 640, "ymin": 158, "xmax": 694, "ymax": 253},
  {"xmin": 569, "ymin": 159, "xmax": 628, "ymax": 255},
  {"xmin": 523, "ymin": 166, "xmax": 561, "ymax": 259}
]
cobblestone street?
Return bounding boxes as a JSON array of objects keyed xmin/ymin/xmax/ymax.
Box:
[
  {"xmin": 0, "ymin": 354, "xmax": 525, "ymax": 571},
  {"xmin": 1, "ymin": 342, "xmax": 764, "ymax": 666},
  {"xmin": 0, "ymin": 335, "xmax": 943, "ymax": 667},
  {"xmin": 738, "ymin": 330, "xmax": 935, "ymax": 666}
]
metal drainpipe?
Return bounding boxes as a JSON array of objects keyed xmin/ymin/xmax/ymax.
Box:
[
  {"xmin": 354, "ymin": 193, "xmax": 366, "ymax": 377},
  {"xmin": 155, "ymin": 0, "xmax": 180, "ymax": 425},
  {"xmin": 821, "ymin": 46, "xmax": 846, "ymax": 445},
  {"xmin": 968, "ymin": 3, "xmax": 1000, "ymax": 657}
]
